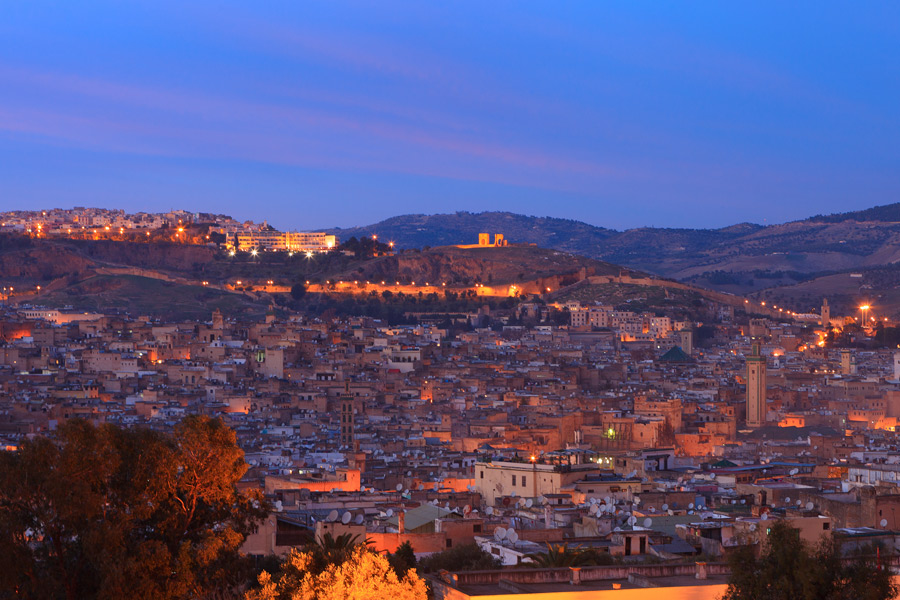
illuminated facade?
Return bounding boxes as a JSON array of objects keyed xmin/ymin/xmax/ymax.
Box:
[{"xmin": 232, "ymin": 230, "xmax": 336, "ymax": 252}]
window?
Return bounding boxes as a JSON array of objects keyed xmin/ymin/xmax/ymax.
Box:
[
  {"xmin": 480, "ymin": 471, "xmax": 484, "ymax": 479},
  {"xmin": 446, "ymin": 539, "xmax": 453, "ymax": 548},
  {"xmin": 473, "ymin": 524, "xmax": 482, "ymax": 533},
  {"xmin": 512, "ymin": 475, "xmax": 517, "ymax": 486},
  {"xmin": 522, "ymin": 476, "xmax": 527, "ymax": 487},
  {"xmin": 823, "ymin": 522, "xmax": 830, "ymax": 530}
]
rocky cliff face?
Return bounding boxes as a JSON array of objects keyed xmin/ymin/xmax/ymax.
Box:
[{"xmin": 0, "ymin": 246, "xmax": 94, "ymax": 280}]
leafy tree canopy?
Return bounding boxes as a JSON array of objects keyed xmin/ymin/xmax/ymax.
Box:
[
  {"xmin": 0, "ymin": 416, "xmax": 268, "ymax": 600},
  {"xmin": 722, "ymin": 520, "xmax": 897, "ymax": 600},
  {"xmin": 246, "ymin": 547, "xmax": 427, "ymax": 600}
]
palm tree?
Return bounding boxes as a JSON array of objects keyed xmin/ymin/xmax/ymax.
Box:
[
  {"xmin": 526, "ymin": 543, "xmax": 604, "ymax": 568},
  {"xmin": 305, "ymin": 532, "xmax": 372, "ymax": 569}
]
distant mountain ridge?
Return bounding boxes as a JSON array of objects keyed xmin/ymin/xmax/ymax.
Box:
[{"xmin": 325, "ymin": 203, "xmax": 900, "ymax": 295}]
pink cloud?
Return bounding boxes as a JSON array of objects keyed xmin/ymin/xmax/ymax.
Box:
[{"xmin": 0, "ymin": 66, "xmax": 623, "ymax": 185}]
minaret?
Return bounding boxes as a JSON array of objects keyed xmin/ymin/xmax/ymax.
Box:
[
  {"xmin": 746, "ymin": 343, "xmax": 767, "ymax": 428},
  {"xmin": 679, "ymin": 328, "xmax": 694, "ymax": 355},
  {"xmin": 821, "ymin": 298, "xmax": 830, "ymax": 327},
  {"xmin": 841, "ymin": 349, "xmax": 857, "ymax": 376},
  {"xmin": 340, "ymin": 383, "xmax": 357, "ymax": 450}
]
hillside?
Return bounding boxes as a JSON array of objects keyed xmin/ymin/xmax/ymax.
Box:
[
  {"xmin": 327, "ymin": 205, "xmax": 900, "ymax": 301},
  {"xmin": 0, "ymin": 234, "xmax": 747, "ymax": 320},
  {"xmin": 329, "ymin": 244, "xmax": 634, "ymax": 287}
]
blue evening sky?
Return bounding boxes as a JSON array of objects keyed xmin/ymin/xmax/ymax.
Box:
[{"xmin": 1, "ymin": 1, "xmax": 898, "ymax": 230}]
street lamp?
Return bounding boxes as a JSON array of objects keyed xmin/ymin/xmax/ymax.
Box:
[{"xmin": 860, "ymin": 305, "xmax": 871, "ymax": 326}]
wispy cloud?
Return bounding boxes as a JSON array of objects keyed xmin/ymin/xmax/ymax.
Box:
[{"xmin": 0, "ymin": 66, "xmax": 623, "ymax": 189}]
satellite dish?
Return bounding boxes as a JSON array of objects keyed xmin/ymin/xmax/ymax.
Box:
[
  {"xmin": 633, "ymin": 497, "xmax": 641, "ymax": 504},
  {"xmin": 881, "ymin": 519, "xmax": 888, "ymax": 528},
  {"xmin": 386, "ymin": 508, "xmax": 394, "ymax": 518},
  {"xmin": 643, "ymin": 518, "xmax": 652, "ymax": 528},
  {"xmin": 486, "ymin": 506, "xmax": 494, "ymax": 515},
  {"xmin": 796, "ymin": 500, "xmax": 802, "ymax": 506},
  {"xmin": 662, "ymin": 504, "xmax": 669, "ymax": 511},
  {"xmin": 750, "ymin": 524, "xmax": 757, "ymax": 532},
  {"xmin": 605, "ymin": 496, "xmax": 612, "ymax": 504},
  {"xmin": 668, "ymin": 509, "xmax": 674, "ymax": 516},
  {"xmin": 590, "ymin": 504, "xmax": 599, "ymax": 515},
  {"xmin": 790, "ymin": 468, "xmax": 799, "ymax": 476},
  {"xmin": 508, "ymin": 529, "xmax": 519, "ymax": 544},
  {"xmin": 403, "ymin": 489, "xmax": 409, "ymax": 495},
  {"xmin": 688, "ymin": 503, "xmax": 694, "ymax": 509},
  {"xmin": 806, "ymin": 502, "xmax": 814, "ymax": 510},
  {"xmin": 761, "ymin": 513, "xmax": 768, "ymax": 521},
  {"xmin": 406, "ymin": 471, "xmax": 412, "ymax": 477},
  {"xmin": 396, "ymin": 483, "xmax": 403, "ymax": 491},
  {"xmin": 275, "ymin": 500, "xmax": 283, "ymax": 512},
  {"xmin": 355, "ymin": 514, "xmax": 364, "ymax": 525},
  {"xmin": 418, "ymin": 484, "xmax": 425, "ymax": 491},
  {"xmin": 741, "ymin": 499, "xmax": 746, "ymax": 504},
  {"xmin": 463, "ymin": 505, "xmax": 471, "ymax": 514},
  {"xmin": 511, "ymin": 491, "xmax": 517, "ymax": 497},
  {"xmin": 341, "ymin": 512, "xmax": 351, "ymax": 524},
  {"xmin": 784, "ymin": 497, "xmax": 791, "ymax": 504},
  {"xmin": 326, "ymin": 510, "xmax": 339, "ymax": 522},
  {"xmin": 650, "ymin": 507, "xmax": 656, "ymax": 513},
  {"xmin": 433, "ymin": 483, "xmax": 439, "ymax": 491},
  {"xmin": 628, "ymin": 516, "xmax": 637, "ymax": 526},
  {"xmin": 539, "ymin": 496, "xmax": 547, "ymax": 505},
  {"xmin": 526, "ymin": 499, "xmax": 534, "ymax": 508},
  {"xmin": 688, "ymin": 510, "xmax": 694, "ymax": 515},
  {"xmin": 494, "ymin": 527, "xmax": 507, "ymax": 540},
  {"xmin": 432, "ymin": 499, "xmax": 439, "ymax": 505}
]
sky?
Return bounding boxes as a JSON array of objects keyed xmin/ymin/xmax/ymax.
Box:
[{"xmin": 1, "ymin": 1, "xmax": 899, "ymax": 231}]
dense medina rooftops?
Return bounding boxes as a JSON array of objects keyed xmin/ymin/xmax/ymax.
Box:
[{"xmin": 5, "ymin": 302, "xmax": 900, "ymax": 574}]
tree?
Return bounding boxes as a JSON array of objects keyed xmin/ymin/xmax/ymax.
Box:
[
  {"xmin": 0, "ymin": 417, "xmax": 268, "ymax": 600},
  {"xmin": 721, "ymin": 520, "xmax": 897, "ymax": 600},
  {"xmin": 304, "ymin": 532, "xmax": 370, "ymax": 573},
  {"xmin": 388, "ymin": 541, "xmax": 417, "ymax": 578},
  {"xmin": 290, "ymin": 282, "xmax": 307, "ymax": 301},
  {"xmin": 416, "ymin": 543, "xmax": 500, "ymax": 573},
  {"xmin": 525, "ymin": 543, "xmax": 614, "ymax": 568},
  {"xmin": 245, "ymin": 547, "xmax": 427, "ymax": 600}
]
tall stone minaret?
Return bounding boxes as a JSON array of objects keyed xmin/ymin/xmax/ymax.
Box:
[
  {"xmin": 746, "ymin": 343, "xmax": 767, "ymax": 428},
  {"xmin": 340, "ymin": 382, "xmax": 357, "ymax": 451},
  {"xmin": 821, "ymin": 298, "xmax": 830, "ymax": 327}
]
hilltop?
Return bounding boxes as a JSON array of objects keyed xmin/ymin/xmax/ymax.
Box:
[
  {"xmin": 327, "ymin": 204, "xmax": 900, "ymax": 314},
  {"xmin": 0, "ymin": 233, "xmax": 751, "ymax": 321}
]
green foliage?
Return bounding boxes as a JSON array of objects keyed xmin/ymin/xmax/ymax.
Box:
[
  {"xmin": 0, "ymin": 417, "xmax": 269, "ymax": 600},
  {"xmin": 302, "ymin": 533, "xmax": 372, "ymax": 574},
  {"xmin": 721, "ymin": 520, "xmax": 897, "ymax": 600},
  {"xmin": 388, "ymin": 541, "xmax": 417, "ymax": 578},
  {"xmin": 525, "ymin": 543, "xmax": 616, "ymax": 568},
  {"xmin": 290, "ymin": 282, "xmax": 308, "ymax": 300},
  {"xmin": 416, "ymin": 543, "xmax": 501, "ymax": 573},
  {"xmin": 338, "ymin": 236, "xmax": 392, "ymax": 258}
]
